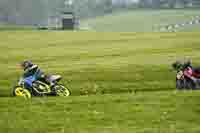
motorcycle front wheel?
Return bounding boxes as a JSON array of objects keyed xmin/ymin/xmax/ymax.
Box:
[
  {"xmin": 54, "ymin": 85, "xmax": 71, "ymax": 97},
  {"xmin": 12, "ymin": 86, "xmax": 31, "ymax": 99},
  {"xmin": 176, "ymin": 79, "xmax": 185, "ymax": 90}
]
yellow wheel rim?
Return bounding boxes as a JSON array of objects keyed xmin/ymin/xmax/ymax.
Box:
[
  {"xmin": 15, "ymin": 87, "xmax": 24, "ymax": 96},
  {"xmin": 56, "ymin": 86, "xmax": 70, "ymax": 97},
  {"xmin": 22, "ymin": 89, "xmax": 31, "ymax": 99},
  {"xmin": 15, "ymin": 87, "xmax": 31, "ymax": 99}
]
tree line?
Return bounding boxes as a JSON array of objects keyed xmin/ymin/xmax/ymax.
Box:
[{"xmin": 0, "ymin": 0, "xmax": 199, "ymax": 25}]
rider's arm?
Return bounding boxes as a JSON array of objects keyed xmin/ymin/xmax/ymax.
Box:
[
  {"xmin": 23, "ymin": 65, "xmax": 38, "ymax": 78},
  {"xmin": 26, "ymin": 65, "xmax": 38, "ymax": 71}
]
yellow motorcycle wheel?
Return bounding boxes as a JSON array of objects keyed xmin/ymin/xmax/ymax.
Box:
[
  {"xmin": 13, "ymin": 86, "xmax": 31, "ymax": 99},
  {"xmin": 54, "ymin": 85, "xmax": 71, "ymax": 97}
]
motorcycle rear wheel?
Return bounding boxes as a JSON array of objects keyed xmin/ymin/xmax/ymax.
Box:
[{"xmin": 54, "ymin": 85, "xmax": 71, "ymax": 97}]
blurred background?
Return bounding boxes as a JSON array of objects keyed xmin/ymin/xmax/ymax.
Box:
[{"xmin": 0, "ymin": 0, "xmax": 200, "ymax": 31}]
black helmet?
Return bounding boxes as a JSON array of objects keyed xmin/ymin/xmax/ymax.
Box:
[
  {"xmin": 20, "ymin": 60, "xmax": 33, "ymax": 70},
  {"xmin": 184, "ymin": 59, "xmax": 192, "ymax": 67},
  {"xmin": 172, "ymin": 61, "xmax": 182, "ymax": 70}
]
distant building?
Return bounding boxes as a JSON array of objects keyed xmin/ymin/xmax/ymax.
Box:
[
  {"xmin": 48, "ymin": 15, "xmax": 62, "ymax": 30},
  {"xmin": 47, "ymin": 12, "xmax": 78, "ymax": 30},
  {"xmin": 61, "ymin": 12, "xmax": 76, "ymax": 30}
]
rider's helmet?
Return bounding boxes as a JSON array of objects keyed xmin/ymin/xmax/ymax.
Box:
[
  {"xmin": 20, "ymin": 60, "xmax": 33, "ymax": 71},
  {"xmin": 172, "ymin": 60, "xmax": 182, "ymax": 71},
  {"xmin": 184, "ymin": 58, "xmax": 192, "ymax": 68}
]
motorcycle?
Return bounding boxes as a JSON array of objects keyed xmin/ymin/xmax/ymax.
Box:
[
  {"xmin": 175, "ymin": 63, "xmax": 200, "ymax": 90},
  {"xmin": 12, "ymin": 74, "xmax": 71, "ymax": 98}
]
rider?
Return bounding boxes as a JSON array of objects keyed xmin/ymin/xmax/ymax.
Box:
[
  {"xmin": 173, "ymin": 60, "xmax": 200, "ymax": 86},
  {"xmin": 172, "ymin": 60, "xmax": 183, "ymax": 72},
  {"xmin": 186, "ymin": 60, "xmax": 200, "ymax": 83},
  {"xmin": 19, "ymin": 60, "xmax": 45, "ymax": 89}
]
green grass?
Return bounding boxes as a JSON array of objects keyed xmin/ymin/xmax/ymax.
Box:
[
  {"xmin": 1, "ymin": 31, "xmax": 200, "ymax": 132},
  {"xmin": 81, "ymin": 9, "xmax": 200, "ymax": 32},
  {"xmin": 0, "ymin": 23, "xmax": 34, "ymax": 31},
  {"xmin": 1, "ymin": 31, "xmax": 200, "ymax": 96},
  {"xmin": 1, "ymin": 91, "xmax": 200, "ymax": 133}
]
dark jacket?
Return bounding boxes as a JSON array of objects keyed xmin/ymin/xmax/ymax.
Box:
[{"xmin": 23, "ymin": 65, "xmax": 43, "ymax": 79}]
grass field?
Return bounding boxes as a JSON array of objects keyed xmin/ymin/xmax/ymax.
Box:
[
  {"xmin": 1, "ymin": 91, "xmax": 200, "ymax": 133},
  {"xmin": 0, "ymin": 23, "xmax": 33, "ymax": 31},
  {"xmin": 1, "ymin": 31, "xmax": 200, "ymax": 132},
  {"xmin": 81, "ymin": 9, "xmax": 200, "ymax": 32},
  {"xmin": 2, "ymin": 31, "xmax": 200, "ymax": 96}
]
